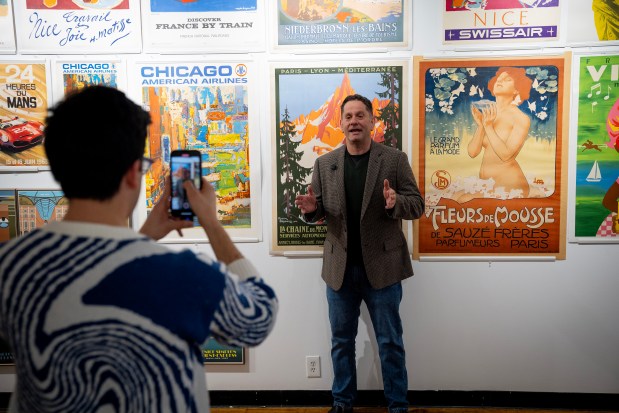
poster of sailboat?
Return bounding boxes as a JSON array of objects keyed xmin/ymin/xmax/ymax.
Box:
[
  {"xmin": 586, "ymin": 160, "xmax": 602, "ymax": 183},
  {"xmin": 572, "ymin": 53, "xmax": 619, "ymax": 241}
]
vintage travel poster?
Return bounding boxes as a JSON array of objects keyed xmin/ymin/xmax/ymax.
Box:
[
  {"xmin": 142, "ymin": 0, "xmax": 263, "ymax": 53},
  {"xmin": 13, "ymin": 0, "xmax": 141, "ymax": 53},
  {"xmin": 271, "ymin": 61, "xmax": 407, "ymax": 253},
  {"xmin": 573, "ymin": 54, "xmax": 619, "ymax": 242},
  {"xmin": 567, "ymin": 0, "xmax": 619, "ymax": 45},
  {"xmin": 413, "ymin": 55, "xmax": 569, "ymax": 259},
  {"xmin": 51, "ymin": 58, "xmax": 124, "ymax": 104},
  {"xmin": 275, "ymin": 0, "xmax": 409, "ymax": 50},
  {"xmin": 443, "ymin": 0, "xmax": 561, "ymax": 46},
  {"xmin": 0, "ymin": 0, "xmax": 16, "ymax": 53},
  {"xmin": 0, "ymin": 189, "xmax": 67, "ymax": 242},
  {"xmin": 201, "ymin": 338, "xmax": 244, "ymax": 364},
  {"xmin": 0, "ymin": 61, "xmax": 49, "ymax": 169},
  {"xmin": 130, "ymin": 60, "xmax": 261, "ymax": 242}
]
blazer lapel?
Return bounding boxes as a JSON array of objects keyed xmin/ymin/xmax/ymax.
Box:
[
  {"xmin": 361, "ymin": 141, "xmax": 382, "ymax": 220},
  {"xmin": 335, "ymin": 146, "xmax": 347, "ymax": 221}
]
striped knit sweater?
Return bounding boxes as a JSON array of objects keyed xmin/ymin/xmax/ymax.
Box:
[{"xmin": 0, "ymin": 221, "xmax": 278, "ymax": 413}]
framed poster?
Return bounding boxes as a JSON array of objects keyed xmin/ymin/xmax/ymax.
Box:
[
  {"xmin": 201, "ymin": 338, "xmax": 244, "ymax": 364},
  {"xmin": 272, "ymin": 0, "xmax": 410, "ymax": 52},
  {"xmin": 129, "ymin": 59, "xmax": 262, "ymax": 243},
  {"xmin": 566, "ymin": 0, "xmax": 619, "ymax": 46},
  {"xmin": 51, "ymin": 57, "xmax": 126, "ymax": 105},
  {"xmin": 571, "ymin": 53, "xmax": 619, "ymax": 242},
  {"xmin": 0, "ymin": 59, "xmax": 50, "ymax": 170},
  {"xmin": 13, "ymin": 0, "xmax": 142, "ymax": 54},
  {"xmin": 271, "ymin": 60, "xmax": 409, "ymax": 254},
  {"xmin": 0, "ymin": 0, "xmax": 16, "ymax": 54},
  {"xmin": 442, "ymin": 0, "xmax": 561, "ymax": 48},
  {"xmin": 0, "ymin": 189, "xmax": 67, "ymax": 242},
  {"xmin": 141, "ymin": 0, "xmax": 264, "ymax": 53},
  {"xmin": 413, "ymin": 54, "xmax": 570, "ymax": 260},
  {"xmin": 0, "ymin": 338, "xmax": 13, "ymax": 365}
]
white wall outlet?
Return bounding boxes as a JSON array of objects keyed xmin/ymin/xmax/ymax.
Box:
[{"xmin": 305, "ymin": 355, "xmax": 321, "ymax": 378}]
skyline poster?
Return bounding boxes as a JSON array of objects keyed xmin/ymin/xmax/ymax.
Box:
[
  {"xmin": 413, "ymin": 55, "xmax": 569, "ymax": 259},
  {"xmin": 271, "ymin": 61, "xmax": 408, "ymax": 254},
  {"xmin": 130, "ymin": 60, "xmax": 262, "ymax": 243},
  {"xmin": 52, "ymin": 58, "xmax": 124, "ymax": 105}
]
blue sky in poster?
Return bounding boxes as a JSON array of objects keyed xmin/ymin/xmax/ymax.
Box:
[
  {"xmin": 278, "ymin": 72, "xmax": 383, "ymax": 120},
  {"xmin": 150, "ymin": 0, "xmax": 256, "ymax": 12}
]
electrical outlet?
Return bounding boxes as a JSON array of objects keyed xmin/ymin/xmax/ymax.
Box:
[{"xmin": 305, "ymin": 355, "xmax": 321, "ymax": 378}]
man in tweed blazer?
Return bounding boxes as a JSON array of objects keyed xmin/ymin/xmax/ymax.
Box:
[{"xmin": 295, "ymin": 94, "xmax": 424, "ymax": 413}]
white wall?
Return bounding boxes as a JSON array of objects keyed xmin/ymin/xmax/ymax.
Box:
[{"xmin": 1, "ymin": 0, "xmax": 619, "ymax": 395}]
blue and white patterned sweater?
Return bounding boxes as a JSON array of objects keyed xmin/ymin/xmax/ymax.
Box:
[{"xmin": 0, "ymin": 221, "xmax": 278, "ymax": 413}]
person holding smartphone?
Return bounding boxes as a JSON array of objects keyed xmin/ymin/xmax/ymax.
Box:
[{"xmin": 0, "ymin": 86, "xmax": 278, "ymax": 413}]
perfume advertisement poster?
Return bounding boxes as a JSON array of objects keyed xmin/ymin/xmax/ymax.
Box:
[
  {"xmin": 131, "ymin": 60, "xmax": 261, "ymax": 243},
  {"xmin": 567, "ymin": 0, "xmax": 619, "ymax": 45},
  {"xmin": 413, "ymin": 55, "xmax": 568, "ymax": 259},
  {"xmin": 0, "ymin": 0, "xmax": 16, "ymax": 53},
  {"xmin": 13, "ymin": 0, "xmax": 141, "ymax": 54},
  {"xmin": 573, "ymin": 54, "xmax": 619, "ymax": 241},
  {"xmin": 142, "ymin": 0, "xmax": 263, "ymax": 53},
  {"xmin": 271, "ymin": 62, "xmax": 407, "ymax": 253},
  {"xmin": 0, "ymin": 61, "xmax": 49, "ymax": 168},
  {"xmin": 443, "ymin": 0, "xmax": 561, "ymax": 46},
  {"xmin": 275, "ymin": 0, "xmax": 409, "ymax": 49}
]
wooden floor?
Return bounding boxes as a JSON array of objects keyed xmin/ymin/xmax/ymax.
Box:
[{"xmin": 212, "ymin": 408, "xmax": 618, "ymax": 413}]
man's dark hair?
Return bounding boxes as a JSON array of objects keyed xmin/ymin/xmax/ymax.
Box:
[
  {"xmin": 340, "ymin": 94, "xmax": 373, "ymax": 116},
  {"xmin": 44, "ymin": 86, "xmax": 151, "ymax": 200}
]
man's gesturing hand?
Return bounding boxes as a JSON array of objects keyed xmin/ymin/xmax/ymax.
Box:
[
  {"xmin": 294, "ymin": 185, "xmax": 317, "ymax": 215},
  {"xmin": 384, "ymin": 179, "xmax": 396, "ymax": 209}
]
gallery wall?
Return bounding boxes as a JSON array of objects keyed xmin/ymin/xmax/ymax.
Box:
[{"xmin": 1, "ymin": 0, "xmax": 619, "ymax": 396}]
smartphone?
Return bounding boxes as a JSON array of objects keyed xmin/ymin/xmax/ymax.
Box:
[{"xmin": 169, "ymin": 150, "xmax": 202, "ymax": 219}]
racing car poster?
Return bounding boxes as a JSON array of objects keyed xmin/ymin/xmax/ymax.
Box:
[
  {"xmin": 442, "ymin": 0, "xmax": 561, "ymax": 48},
  {"xmin": 271, "ymin": 60, "xmax": 408, "ymax": 254},
  {"xmin": 413, "ymin": 54, "xmax": 569, "ymax": 260},
  {"xmin": 273, "ymin": 0, "xmax": 410, "ymax": 51},
  {"xmin": 51, "ymin": 58, "xmax": 126, "ymax": 105},
  {"xmin": 0, "ymin": 60, "xmax": 50, "ymax": 169},
  {"xmin": 141, "ymin": 0, "xmax": 264, "ymax": 53},
  {"xmin": 571, "ymin": 53, "xmax": 619, "ymax": 242},
  {"xmin": 0, "ymin": 0, "xmax": 16, "ymax": 54},
  {"xmin": 129, "ymin": 59, "xmax": 262, "ymax": 243},
  {"xmin": 13, "ymin": 0, "xmax": 142, "ymax": 54}
]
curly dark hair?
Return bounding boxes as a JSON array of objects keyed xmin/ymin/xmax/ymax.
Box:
[{"xmin": 44, "ymin": 86, "xmax": 151, "ymax": 200}]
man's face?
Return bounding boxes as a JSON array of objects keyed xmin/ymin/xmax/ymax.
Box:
[{"xmin": 341, "ymin": 100, "xmax": 373, "ymax": 146}]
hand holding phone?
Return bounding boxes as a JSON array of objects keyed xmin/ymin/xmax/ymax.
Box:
[{"xmin": 170, "ymin": 150, "xmax": 202, "ymax": 220}]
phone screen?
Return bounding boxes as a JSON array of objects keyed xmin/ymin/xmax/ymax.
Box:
[{"xmin": 170, "ymin": 150, "xmax": 202, "ymax": 219}]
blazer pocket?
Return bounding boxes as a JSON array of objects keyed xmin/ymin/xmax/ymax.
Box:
[{"xmin": 383, "ymin": 236, "xmax": 404, "ymax": 251}]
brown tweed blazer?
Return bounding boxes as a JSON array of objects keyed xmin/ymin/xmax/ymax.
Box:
[{"xmin": 309, "ymin": 141, "xmax": 424, "ymax": 291}]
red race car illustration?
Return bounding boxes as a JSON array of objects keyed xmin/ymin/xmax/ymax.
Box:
[{"xmin": 0, "ymin": 117, "xmax": 45, "ymax": 152}]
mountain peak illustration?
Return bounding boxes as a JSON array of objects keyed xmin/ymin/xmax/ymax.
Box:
[{"xmin": 293, "ymin": 72, "xmax": 390, "ymax": 150}]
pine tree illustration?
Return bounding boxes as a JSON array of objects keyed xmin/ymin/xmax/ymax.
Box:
[
  {"xmin": 279, "ymin": 106, "xmax": 312, "ymax": 220},
  {"xmin": 376, "ymin": 72, "xmax": 401, "ymax": 149}
]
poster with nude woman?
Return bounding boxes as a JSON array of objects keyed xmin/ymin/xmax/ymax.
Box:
[{"xmin": 413, "ymin": 54, "xmax": 569, "ymax": 259}]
